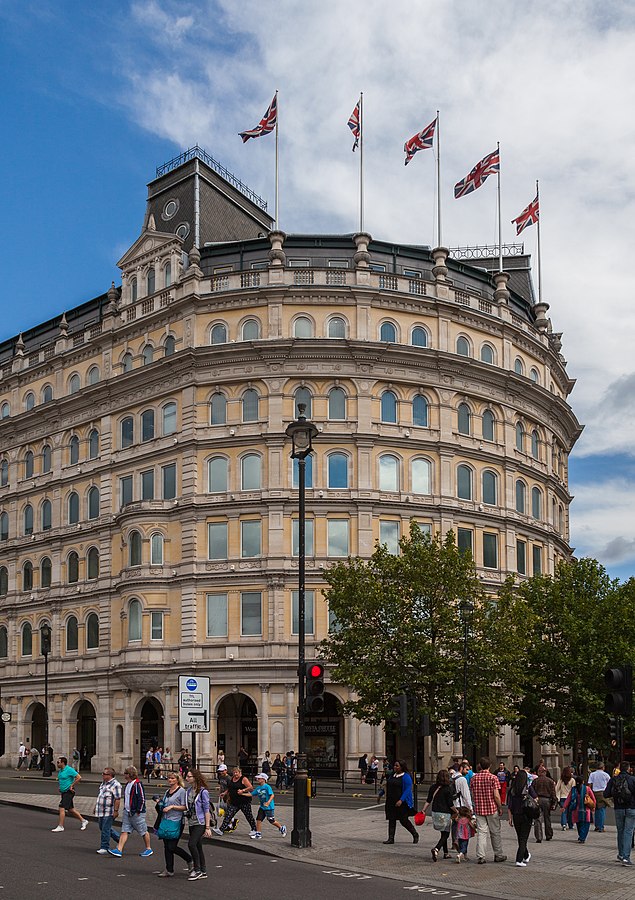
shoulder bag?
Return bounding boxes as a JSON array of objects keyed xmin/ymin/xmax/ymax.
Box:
[{"xmin": 522, "ymin": 786, "xmax": 540, "ymax": 820}]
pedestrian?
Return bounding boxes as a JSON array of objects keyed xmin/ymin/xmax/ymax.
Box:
[
  {"xmin": 368, "ymin": 755, "xmax": 379, "ymax": 785},
  {"xmin": 247, "ymin": 772, "xmax": 287, "ymax": 839},
  {"xmin": 533, "ymin": 766, "xmax": 557, "ymax": 842},
  {"xmin": 588, "ymin": 762, "xmax": 611, "ymax": 833},
  {"xmin": 383, "ymin": 759, "xmax": 418, "ymax": 845},
  {"xmin": 211, "ymin": 763, "xmax": 236, "ymax": 835},
  {"xmin": 108, "ymin": 765, "xmax": 153, "ymax": 858},
  {"xmin": 261, "ymin": 751, "xmax": 272, "ymax": 777},
  {"xmin": 217, "ymin": 749, "xmax": 225, "ymax": 768},
  {"xmin": 469, "ymin": 756, "xmax": 507, "ymax": 864},
  {"xmin": 144, "ymin": 748, "xmax": 154, "ymax": 779},
  {"xmin": 507, "ymin": 766, "xmax": 539, "ymax": 866},
  {"xmin": 72, "ymin": 747, "xmax": 80, "ymax": 769},
  {"xmin": 16, "ymin": 740, "xmax": 28, "ymax": 770},
  {"xmin": 272, "ymin": 754, "xmax": 284, "ymax": 789},
  {"xmin": 218, "ymin": 766, "xmax": 258, "ymax": 836},
  {"xmin": 604, "ymin": 759, "xmax": 635, "ymax": 866},
  {"xmin": 154, "ymin": 771, "xmax": 191, "ymax": 877},
  {"xmin": 555, "ymin": 766, "xmax": 575, "ymax": 831},
  {"xmin": 496, "ymin": 762, "xmax": 510, "ymax": 805},
  {"xmin": 51, "ymin": 756, "xmax": 89, "ymax": 833},
  {"xmin": 564, "ymin": 775, "xmax": 595, "ymax": 844},
  {"xmin": 455, "ymin": 806, "xmax": 476, "ymax": 863},
  {"xmin": 95, "ymin": 766, "xmax": 122, "ymax": 854},
  {"xmin": 423, "ymin": 768, "xmax": 455, "ymax": 860},
  {"xmin": 153, "ymin": 747, "xmax": 163, "ymax": 779},
  {"xmin": 358, "ymin": 752, "xmax": 368, "ymax": 785},
  {"xmin": 28, "ymin": 746, "xmax": 39, "ymax": 770},
  {"xmin": 461, "ymin": 758, "xmax": 474, "ymax": 786},
  {"xmin": 163, "ymin": 747, "xmax": 172, "ymax": 773},
  {"xmin": 451, "ymin": 761, "xmax": 473, "ymax": 850},
  {"xmin": 184, "ymin": 769, "xmax": 212, "ymax": 880}
]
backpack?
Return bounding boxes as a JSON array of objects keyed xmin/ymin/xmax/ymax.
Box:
[{"xmin": 613, "ymin": 774, "xmax": 633, "ymax": 805}]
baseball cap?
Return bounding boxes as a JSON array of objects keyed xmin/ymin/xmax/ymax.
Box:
[
  {"xmin": 255, "ymin": 773, "xmax": 269, "ymax": 781},
  {"xmin": 218, "ymin": 764, "xmax": 228, "ymax": 771}
]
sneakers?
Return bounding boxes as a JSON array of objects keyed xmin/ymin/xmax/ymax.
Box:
[
  {"xmin": 139, "ymin": 848, "xmax": 154, "ymax": 857},
  {"xmin": 618, "ymin": 855, "xmax": 625, "ymax": 862},
  {"xmin": 456, "ymin": 852, "xmax": 464, "ymax": 864},
  {"xmin": 188, "ymin": 871, "xmax": 203, "ymax": 880},
  {"xmin": 516, "ymin": 861, "xmax": 527, "ymax": 867},
  {"xmin": 157, "ymin": 871, "xmax": 174, "ymax": 877},
  {"xmin": 280, "ymin": 825, "xmax": 287, "ymax": 837},
  {"xmin": 51, "ymin": 825, "xmax": 65, "ymax": 833},
  {"xmin": 96, "ymin": 849, "xmax": 108, "ymax": 854},
  {"xmin": 198, "ymin": 873, "xmax": 208, "ymax": 879},
  {"xmin": 248, "ymin": 830, "xmax": 258, "ymax": 837},
  {"xmin": 494, "ymin": 855, "xmax": 507, "ymax": 863},
  {"xmin": 431, "ymin": 848, "xmax": 439, "ymax": 862},
  {"xmin": 250, "ymin": 831, "xmax": 262, "ymax": 840},
  {"xmin": 623, "ymin": 859, "xmax": 633, "ymax": 867},
  {"xmin": 525, "ymin": 852, "xmax": 531, "ymax": 863},
  {"xmin": 211, "ymin": 826, "xmax": 223, "ymax": 836},
  {"xmin": 108, "ymin": 848, "xmax": 122, "ymax": 858},
  {"xmin": 80, "ymin": 820, "xmax": 88, "ymax": 831}
]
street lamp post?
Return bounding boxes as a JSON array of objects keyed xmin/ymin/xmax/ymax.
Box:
[
  {"xmin": 458, "ymin": 601, "xmax": 474, "ymax": 760},
  {"xmin": 40, "ymin": 623, "xmax": 52, "ymax": 777},
  {"xmin": 285, "ymin": 403, "xmax": 318, "ymax": 849}
]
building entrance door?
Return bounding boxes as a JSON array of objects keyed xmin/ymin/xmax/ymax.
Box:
[
  {"xmin": 140, "ymin": 699, "xmax": 163, "ymax": 772},
  {"xmin": 76, "ymin": 700, "xmax": 96, "ymax": 771},
  {"xmin": 217, "ymin": 693, "xmax": 258, "ymax": 772}
]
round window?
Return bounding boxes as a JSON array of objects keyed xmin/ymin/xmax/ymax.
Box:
[
  {"xmin": 162, "ymin": 199, "xmax": 179, "ymax": 221},
  {"xmin": 175, "ymin": 222, "xmax": 190, "ymax": 240}
]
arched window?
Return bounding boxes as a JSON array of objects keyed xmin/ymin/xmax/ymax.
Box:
[
  {"xmin": 515, "ymin": 422, "xmax": 524, "ymax": 452},
  {"xmin": 69, "ymin": 374, "xmax": 81, "ymax": 395},
  {"xmin": 41, "ymin": 557, "xmax": 52, "ymax": 588},
  {"xmin": 121, "ymin": 416, "xmax": 134, "ymax": 448},
  {"xmin": 0, "ymin": 402, "xmax": 9, "ymax": 418},
  {"xmin": 0, "ymin": 459, "xmax": 7, "ymax": 487},
  {"xmin": 141, "ymin": 409, "xmax": 155, "ymax": 442},
  {"xmin": 87, "ymin": 547, "xmax": 99, "ymax": 579},
  {"xmin": 25, "ymin": 450, "xmax": 34, "ymax": 478},
  {"xmin": 67, "ymin": 551, "xmax": 79, "ymax": 583},
  {"xmin": 0, "ymin": 625, "xmax": 7, "ymax": 656},
  {"xmin": 210, "ymin": 323, "xmax": 228, "ymax": 344},
  {"xmin": 0, "ymin": 511, "xmax": 8, "ymax": 541},
  {"xmin": 68, "ymin": 492, "xmax": 79, "ymax": 524},
  {"xmin": 380, "ymin": 321, "xmax": 397, "ymax": 342},
  {"xmin": 379, "ymin": 454, "xmax": 399, "ymax": 491},
  {"xmin": 456, "ymin": 336, "xmax": 470, "ymax": 357},
  {"xmin": 88, "ymin": 366, "xmax": 100, "ymax": 385},
  {"xmin": 242, "ymin": 389, "xmax": 259, "ymax": 422},
  {"xmin": 147, "ymin": 267, "xmax": 155, "ymax": 295},
  {"xmin": 515, "ymin": 480, "xmax": 526, "ymax": 514},
  {"xmin": 293, "ymin": 387, "xmax": 312, "ymax": 419},
  {"xmin": 482, "ymin": 409, "xmax": 495, "ymax": 442},
  {"xmin": 66, "ymin": 616, "xmax": 78, "ymax": 652},
  {"xmin": 532, "ymin": 486, "xmax": 542, "ymax": 519},
  {"xmin": 130, "ymin": 276, "xmax": 137, "ymax": 302},
  {"xmin": 25, "ymin": 392, "xmax": 35, "ymax": 411},
  {"xmin": 22, "ymin": 622, "xmax": 32, "ymax": 656},
  {"xmin": 88, "ymin": 486, "xmax": 99, "ymax": 520},
  {"xmin": 413, "ymin": 394, "xmax": 429, "ymax": 427},
  {"xmin": 42, "ymin": 384, "xmax": 53, "ymax": 403},
  {"xmin": 115, "ymin": 724, "xmax": 123, "ymax": 753},
  {"xmin": 129, "ymin": 530, "xmax": 142, "ymax": 567},
  {"xmin": 208, "ymin": 456, "xmax": 228, "ymax": 492},
  {"xmin": 457, "ymin": 465, "xmax": 472, "ymax": 500},
  {"xmin": 241, "ymin": 319, "xmax": 260, "ymax": 341},
  {"xmin": 164, "ymin": 334, "xmax": 176, "ymax": 356},
  {"xmin": 210, "ymin": 393, "xmax": 227, "ymax": 425},
  {"xmin": 457, "ymin": 403, "xmax": 471, "ymax": 435},
  {"xmin": 412, "ymin": 458, "xmax": 431, "ymax": 494},
  {"xmin": 531, "ymin": 430, "xmax": 540, "ymax": 460},
  {"xmin": 23, "ymin": 561, "xmax": 33, "ymax": 591},
  {"xmin": 24, "ymin": 504, "xmax": 33, "ymax": 535},
  {"xmin": 412, "ymin": 326, "xmax": 428, "ymax": 347},
  {"xmin": 128, "ymin": 599, "xmax": 142, "ymax": 642},
  {"xmin": 87, "ymin": 613, "xmax": 99, "ymax": 649},
  {"xmin": 122, "ymin": 351, "xmax": 133, "ymax": 373},
  {"xmin": 480, "ymin": 344, "xmax": 494, "ymax": 364},
  {"xmin": 293, "ymin": 455, "xmax": 313, "ymax": 488},
  {"xmin": 241, "ymin": 454, "xmax": 261, "ymax": 490},
  {"xmin": 164, "ymin": 261, "xmax": 172, "ymax": 287},
  {"xmin": 328, "ymin": 452, "xmax": 349, "ymax": 488},
  {"xmin": 293, "ymin": 316, "xmax": 313, "ymax": 338},
  {"xmin": 162, "ymin": 402, "xmax": 177, "ymax": 435},
  {"xmin": 70, "ymin": 435, "xmax": 80, "ymax": 465},
  {"xmin": 328, "ymin": 317, "xmax": 346, "ymax": 338},
  {"xmin": 0, "ymin": 566, "xmax": 8, "ymax": 596},
  {"xmin": 530, "ymin": 367, "xmax": 540, "ymax": 384},
  {"xmin": 514, "ymin": 357, "xmax": 524, "ymax": 375},
  {"xmin": 42, "ymin": 499, "xmax": 52, "ymax": 531},
  {"xmin": 151, "ymin": 533, "xmax": 164, "ymax": 565},
  {"xmin": 88, "ymin": 429, "xmax": 99, "ymax": 459},
  {"xmin": 380, "ymin": 390, "xmax": 397, "ymax": 423},
  {"xmin": 482, "ymin": 471, "xmax": 497, "ymax": 505},
  {"xmin": 328, "ymin": 387, "xmax": 346, "ymax": 420},
  {"xmin": 142, "ymin": 345, "xmax": 154, "ymax": 366},
  {"xmin": 42, "ymin": 444, "xmax": 52, "ymax": 473}
]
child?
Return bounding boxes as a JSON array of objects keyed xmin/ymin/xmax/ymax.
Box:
[
  {"xmin": 455, "ymin": 806, "xmax": 475, "ymax": 863},
  {"xmin": 248, "ymin": 773, "xmax": 286, "ymax": 839}
]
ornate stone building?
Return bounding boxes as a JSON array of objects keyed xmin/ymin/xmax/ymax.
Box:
[{"xmin": 0, "ymin": 148, "xmax": 581, "ymax": 774}]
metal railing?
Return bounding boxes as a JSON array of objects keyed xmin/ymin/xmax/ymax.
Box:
[{"xmin": 155, "ymin": 146, "xmax": 268, "ymax": 211}]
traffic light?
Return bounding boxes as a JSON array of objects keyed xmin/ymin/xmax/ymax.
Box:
[
  {"xmin": 608, "ymin": 716, "xmax": 619, "ymax": 744},
  {"xmin": 605, "ymin": 665, "xmax": 633, "ymax": 716},
  {"xmin": 466, "ymin": 725, "xmax": 477, "ymax": 744},
  {"xmin": 305, "ymin": 662, "xmax": 325, "ymax": 713},
  {"xmin": 448, "ymin": 712, "xmax": 460, "ymax": 742}
]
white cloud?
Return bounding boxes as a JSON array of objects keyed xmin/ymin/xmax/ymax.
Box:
[{"xmin": 570, "ymin": 477, "xmax": 635, "ymax": 566}]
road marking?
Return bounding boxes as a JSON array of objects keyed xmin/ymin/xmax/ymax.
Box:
[
  {"xmin": 78, "ymin": 877, "xmax": 89, "ymax": 881},
  {"xmin": 403, "ymin": 887, "xmax": 467, "ymax": 897},
  {"xmin": 357, "ymin": 803, "xmax": 383, "ymax": 810},
  {"xmin": 37, "ymin": 884, "xmax": 48, "ymax": 886},
  {"xmin": 323, "ymin": 870, "xmax": 372, "ymax": 880}
]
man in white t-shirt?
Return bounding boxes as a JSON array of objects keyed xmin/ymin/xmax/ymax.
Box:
[
  {"xmin": 588, "ymin": 762, "xmax": 611, "ymax": 832},
  {"xmin": 16, "ymin": 741, "xmax": 29, "ymax": 770}
]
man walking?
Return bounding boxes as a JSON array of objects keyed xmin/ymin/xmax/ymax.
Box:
[
  {"xmin": 604, "ymin": 760, "xmax": 635, "ymax": 866},
  {"xmin": 108, "ymin": 766, "xmax": 153, "ymax": 858},
  {"xmin": 95, "ymin": 767, "xmax": 122, "ymax": 854},
  {"xmin": 588, "ymin": 762, "xmax": 610, "ymax": 833},
  {"xmin": 533, "ymin": 767, "xmax": 557, "ymax": 842},
  {"xmin": 16, "ymin": 740, "xmax": 28, "ymax": 770},
  {"xmin": 452, "ymin": 761, "xmax": 473, "ymax": 852},
  {"xmin": 470, "ymin": 757, "xmax": 507, "ymax": 864},
  {"xmin": 51, "ymin": 756, "xmax": 89, "ymax": 832}
]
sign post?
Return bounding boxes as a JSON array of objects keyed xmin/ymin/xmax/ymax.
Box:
[{"xmin": 178, "ymin": 676, "xmax": 211, "ymax": 769}]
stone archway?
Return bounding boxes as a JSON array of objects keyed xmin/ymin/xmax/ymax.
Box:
[
  {"xmin": 76, "ymin": 700, "xmax": 97, "ymax": 771},
  {"xmin": 216, "ymin": 693, "xmax": 258, "ymax": 772},
  {"xmin": 305, "ymin": 691, "xmax": 342, "ymax": 776},
  {"xmin": 139, "ymin": 698, "xmax": 164, "ymax": 772},
  {"xmin": 30, "ymin": 703, "xmax": 47, "ymax": 760}
]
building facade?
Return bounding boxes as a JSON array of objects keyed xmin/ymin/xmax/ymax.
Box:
[{"xmin": 0, "ymin": 148, "xmax": 581, "ymax": 774}]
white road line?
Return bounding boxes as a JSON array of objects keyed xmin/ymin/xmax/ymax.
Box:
[
  {"xmin": 357, "ymin": 803, "xmax": 383, "ymax": 810},
  {"xmin": 78, "ymin": 878, "xmax": 89, "ymax": 881}
]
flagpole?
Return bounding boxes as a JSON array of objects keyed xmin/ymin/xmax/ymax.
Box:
[
  {"xmin": 359, "ymin": 92, "xmax": 364, "ymax": 233},
  {"xmin": 275, "ymin": 90, "xmax": 279, "ymax": 230},
  {"xmin": 497, "ymin": 141, "xmax": 502, "ymax": 273},
  {"xmin": 536, "ymin": 179, "xmax": 542, "ymax": 303},
  {"xmin": 435, "ymin": 110, "xmax": 441, "ymax": 247}
]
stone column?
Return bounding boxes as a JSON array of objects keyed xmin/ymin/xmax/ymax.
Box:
[
  {"xmin": 353, "ymin": 233, "xmax": 372, "ymax": 286},
  {"xmin": 94, "ymin": 690, "xmax": 111, "ymax": 772},
  {"xmin": 259, "ymin": 684, "xmax": 270, "ymax": 759},
  {"xmin": 285, "ymin": 684, "xmax": 296, "ymax": 751},
  {"xmin": 268, "ymin": 231, "xmax": 286, "ymax": 285}
]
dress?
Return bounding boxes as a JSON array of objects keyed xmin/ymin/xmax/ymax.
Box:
[{"xmin": 384, "ymin": 772, "xmax": 417, "ymax": 842}]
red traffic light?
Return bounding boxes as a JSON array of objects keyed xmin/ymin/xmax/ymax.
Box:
[{"xmin": 308, "ymin": 664, "xmax": 324, "ymax": 678}]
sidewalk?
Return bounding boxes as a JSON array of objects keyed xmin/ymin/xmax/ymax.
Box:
[{"xmin": 2, "ymin": 789, "xmax": 634, "ymax": 900}]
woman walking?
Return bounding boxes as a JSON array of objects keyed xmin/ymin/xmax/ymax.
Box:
[
  {"xmin": 564, "ymin": 775, "xmax": 596, "ymax": 843},
  {"xmin": 273, "ymin": 754, "xmax": 284, "ymax": 789},
  {"xmin": 555, "ymin": 767, "xmax": 575, "ymax": 831},
  {"xmin": 507, "ymin": 767, "xmax": 539, "ymax": 866},
  {"xmin": 185, "ymin": 769, "xmax": 212, "ymax": 881},
  {"xmin": 383, "ymin": 759, "xmax": 418, "ymax": 845},
  {"xmin": 422, "ymin": 769, "xmax": 455, "ymax": 861},
  {"xmin": 219, "ymin": 767, "xmax": 258, "ymax": 836},
  {"xmin": 156, "ymin": 771, "xmax": 192, "ymax": 878}
]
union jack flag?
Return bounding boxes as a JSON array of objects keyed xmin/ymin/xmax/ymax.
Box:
[
  {"xmin": 239, "ymin": 94, "xmax": 277, "ymax": 143},
  {"xmin": 404, "ymin": 117, "xmax": 436, "ymax": 166},
  {"xmin": 454, "ymin": 149, "xmax": 500, "ymax": 198},
  {"xmin": 348, "ymin": 100, "xmax": 361, "ymax": 151},
  {"xmin": 511, "ymin": 193, "xmax": 539, "ymax": 235}
]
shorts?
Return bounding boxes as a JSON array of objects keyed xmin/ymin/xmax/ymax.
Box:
[
  {"xmin": 59, "ymin": 790, "xmax": 75, "ymax": 811},
  {"xmin": 121, "ymin": 809, "xmax": 148, "ymax": 835},
  {"xmin": 257, "ymin": 809, "xmax": 276, "ymax": 823}
]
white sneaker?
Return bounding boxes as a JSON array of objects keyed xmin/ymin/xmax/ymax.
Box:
[
  {"xmin": 51, "ymin": 825, "xmax": 65, "ymax": 833},
  {"xmin": 96, "ymin": 849, "xmax": 108, "ymax": 854},
  {"xmin": 250, "ymin": 831, "xmax": 262, "ymax": 840},
  {"xmin": 280, "ymin": 825, "xmax": 287, "ymax": 837},
  {"xmin": 248, "ymin": 830, "xmax": 258, "ymax": 837},
  {"xmin": 525, "ymin": 852, "xmax": 531, "ymax": 863},
  {"xmin": 211, "ymin": 826, "xmax": 223, "ymax": 836},
  {"xmin": 80, "ymin": 820, "xmax": 88, "ymax": 831},
  {"xmin": 456, "ymin": 852, "xmax": 463, "ymax": 863},
  {"xmin": 516, "ymin": 861, "xmax": 527, "ymax": 867}
]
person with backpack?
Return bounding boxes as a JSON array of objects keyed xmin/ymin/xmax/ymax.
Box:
[{"xmin": 604, "ymin": 760, "xmax": 635, "ymax": 866}]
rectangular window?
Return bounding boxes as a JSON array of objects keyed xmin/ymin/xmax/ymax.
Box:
[
  {"xmin": 328, "ymin": 259, "xmax": 349, "ymax": 268},
  {"xmin": 403, "ymin": 268, "xmax": 421, "ymax": 278},
  {"xmin": 120, "ymin": 475, "xmax": 133, "ymax": 508},
  {"xmin": 369, "ymin": 263, "xmax": 386, "ymax": 272},
  {"xmin": 483, "ymin": 532, "xmax": 498, "ymax": 569},
  {"xmin": 250, "ymin": 261, "xmax": 268, "ymax": 270},
  {"xmin": 213, "ymin": 265, "xmax": 233, "ymax": 274},
  {"xmin": 241, "ymin": 591, "xmax": 262, "ymax": 636},
  {"xmin": 517, "ymin": 539, "xmax": 526, "ymax": 575},
  {"xmin": 150, "ymin": 612, "xmax": 163, "ymax": 641},
  {"xmin": 241, "ymin": 520, "xmax": 261, "ymax": 558},
  {"xmin": 208, "ymin": 522, "xmax": 228, "ymax": 559},
  {"xmin": 141, "ymin": 470, "xmax": 154, "ymax": 501},
  {"xmin": 532, "ymin": 545, "xmax": 542, "ymax": 575},
  {"xmin": 292, "ymin": 519, "xmax": 314, "ymax": 556},
  {"xmin": 379, "ymin": 520, "xmax": 400, "ymax": 554},
  {"xmin": 327, "ymin": 519, "xmax": 349, "ymax": 557},
  {"xmin": 292, "ymin": 590, "xmax": 315, "ymax": 635},
  {"xmin": 206, "ymin": 593, "xmax": 228, "ymax": 638},
  {"xmin": 457, "ymin": 528, "xmax": 473, "ymax": 555},
  {"xmin": 328, "ymin": 605, "xmax": 340, "ymax": 633},
  {"xmin": 162, "ymin": 463, "xmax": 176, "ymax": 500},
  {"xmin": 289, "ymin": 258, "xmax": 311, "ymax": 267}
]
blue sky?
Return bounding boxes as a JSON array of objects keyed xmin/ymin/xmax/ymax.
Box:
[{"xmin": 1, "ymin": 0, "xmax": 634, "ymax": 580}]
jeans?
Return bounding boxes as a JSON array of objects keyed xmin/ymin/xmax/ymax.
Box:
[
  {"xmin": 98, "ymin": 815, "xmax": 120, "ymax": 850},
  {"xmin": 457, "ymin": 837, "xmax": 469, "ymax": 855},
  {"xmin": 188, "ymin": 824, "xmax": 206, "ymax": 874},
  {"xmin": 559, "ymin": 797, "xmax": 573, "ymax": 829},
  {"xmin": 614, "ymin": 808, "xmax": 635, "ymax": 861},
  {"xmin": 475, "ymin": 813, "xmax": 503, "ymax": 860},
  {"xmin": 512, "ymin": 813, "xmax": 532, "ymax": 863},
  {"xmin": 576, "ymin": 819, "xmax": 590, "ymax": 842},
  {"xmin": 533, "ymin": 797, "xmax": 553, "ymax": 840}
]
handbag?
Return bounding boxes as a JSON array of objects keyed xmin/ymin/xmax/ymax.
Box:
[
  {"xmin": 584, "ymin": 790, "xmax": 596, "ymax": 810},
  {"xmin": 414, "ymin": 811, "xmax": 426, "ymax": 826},
  {"xmin": 522, "ymin": 791, "xmax": 540, "ymax": 820},
  {"xmin": 156, "ymin": 817, "xmax": 183, "ymax": 840},
  {"xmin": 431, "ymin": 811, "xmax": 453, "ymax": 831}
]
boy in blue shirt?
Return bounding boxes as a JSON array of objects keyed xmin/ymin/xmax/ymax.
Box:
[{"xmin": 248, "ymin": 774, "xmax": 286, "ymax": 839}]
